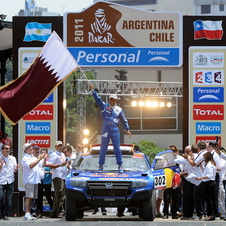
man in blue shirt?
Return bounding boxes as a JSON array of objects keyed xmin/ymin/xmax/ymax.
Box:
[{"xmin": 89, "ymin": 84, "xmax": 131, "ymax": 173}]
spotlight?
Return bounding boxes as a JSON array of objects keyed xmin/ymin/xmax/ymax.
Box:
[
  {"xmin": 82, "ymin": 138, "xmax": 89, "ymax": 145},
  {"xmin": 167, "ymin": 102, "xmax": 172, "ymax": 107},
  {"xmin": 145, "ymin": 101, "xmax": 152, "ymax": 107},
  {"xmin": 83, "ymin": 129, "xmax": 89, "ymax": 135},
  {"xmin": 160, "ymin": 102, "xmax": 165, "ymax": 107},
  {"xmin": 131, "ymin": 100, "xmax": 137, "ymax": 107},
  {"xmin": 138, "ymin": 101, "xmax": 144, "ymax": 107},
  {"xmin": 152, "ymin": 101, "xmax": 158, "ymax": 108}
]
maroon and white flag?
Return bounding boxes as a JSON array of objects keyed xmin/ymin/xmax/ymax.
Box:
[{"xmin": 0, "ymin": 31, "xmax": 79, "ymax": 125}]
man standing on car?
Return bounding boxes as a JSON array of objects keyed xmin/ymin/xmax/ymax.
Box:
[{"xmin": 89, "ymin": 84, "xmax": 131, "ymax": 173}]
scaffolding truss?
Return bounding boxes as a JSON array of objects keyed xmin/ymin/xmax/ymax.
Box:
[{"xmin": 71, "ymin": 79, "xmax": 183, "ymax": 143}]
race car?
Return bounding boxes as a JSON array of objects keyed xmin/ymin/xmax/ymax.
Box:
[{"xmin": 65, "ymin": 144, "xmax": 180, "ymax": 221}]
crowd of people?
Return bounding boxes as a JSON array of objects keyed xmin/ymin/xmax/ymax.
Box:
[
  {"xmin": 1, "ymin": 137, "xmax": 226, "ymax": 221},
  {"xmin": 156, "ymin": 141, "xmax": 226, "ymax": 221},
  {"xmin": 0, "ymin": 140, "xmax": 81, "ymax": 221}
]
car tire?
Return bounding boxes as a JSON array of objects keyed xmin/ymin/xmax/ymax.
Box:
[
  {"xmin": 77, "ymin": 210, "xmax": 84, "ymax": 219},
  {"xmin": 65, "ymin": 192, "xmax": 77, "ymax": 221},
  {"xmin": 142, "ymin": 189, "xmax": 156, "ymax": 221}
]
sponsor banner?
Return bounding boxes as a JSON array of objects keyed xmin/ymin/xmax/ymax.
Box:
[
  {"xmin": 196, "ymin": 136, "xmax": 221, "ymax": 146},
  {"xmin": 25, "ymin": 136, "xmax": 51, "ymax": 148},
  {"xmin": 196, "ymin": 122, "xmax": 221, "ymax": 134},
  {"xmin": 43, "ymin": 92, "xmax": 53, "ymax": 103},
  {"xmin": 193, "ymin": 87, "xmax": 224, "ymax": 103},
  {"xmin": 64, "ymin": 1, "xmax": 182, "ymax": 67},
  {"xmin": 23, "ymin": 52, "xmax": 37, "ymax": 69},
  {"xmin": 69, "ymin": 47, "xmax": 179, "ymax": 67},
  {"xmin": 23, "ymin": 105, "xmax": 53, "ymax": 120},
  {"xmin": 193, "ymin": 52, "xmax": 224, "ymax": 68},
  {"xmin": 193, "ymin": 70, "xmax": 224, "ymax": 85},
  {"xmin": 25, "ymin": 122, "xmax": 51, "ymax": 134},
  {"xmin": 193, "ymin": 105, "xmax": 224, "ymax": 120}
]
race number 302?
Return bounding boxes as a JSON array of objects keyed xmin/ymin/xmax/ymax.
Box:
[{"xmin": 154, "ymin": 175, "xmax": 166, "ymax": 188}]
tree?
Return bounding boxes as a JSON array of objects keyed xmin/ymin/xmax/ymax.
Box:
[{"xmin": 133, "ymin": 139, "xmax": 164, "ymax": 164}]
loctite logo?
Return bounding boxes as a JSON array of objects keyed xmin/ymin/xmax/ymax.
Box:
[
  {"xmin": 193, "ymin": 105, "xmax": 224, "ymax": 120},
  {"xmin": 196, "ymin": 136, "xmax": 221, "ymax": 146},
  {"xmin": 25, "ymin": 136, "xmax": 51, "ymax": 148},
  {"xmin": 23, "ymin": 105, "xmax": 53, "ymax": 120}
]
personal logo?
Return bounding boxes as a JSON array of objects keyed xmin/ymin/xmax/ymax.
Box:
[
  {"xmin": 88, "ymin": 9, "xmax": 114, "ymax": 44},
  {"xmin": 105, "ymin": 182, "xmax": 113, "ymax": 189},
  {"xmin": 23, "ymin": 22, "xmax": 52, "ymax": 42},
  {"xmin": 193, "ymin": 87, "xmax": 224, "ymax": 103}
]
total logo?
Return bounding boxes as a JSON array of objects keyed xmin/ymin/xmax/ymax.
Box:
[
  {"xmin": 193, "ymin": 105, "xmax": 224, "ymax": 120},
  {"xmin": 25, "ymin": 136, "xmax": 51, "ymax": 148},
  {"xmin": 23, "ymin": 105, "xmax": 53, "ymax": 120},
  {"xmin": 196, "ymin": 122, "xmax": 221, "ymax": 134},
  {"xmin": 196, "ymin": 136, "xmax": 221, "ymax": 146},
  {"xmin": 193, "ymin": 70, "xmax": 224, "ymax": 85},
  {"xmin": 193, "ymin": 87, "xmax": 224, "ymax": 103}
]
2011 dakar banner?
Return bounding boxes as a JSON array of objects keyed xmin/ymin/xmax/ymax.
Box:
[{"xmin": 64, "ymin": 1, "xmax": 182, "ymax": 67}]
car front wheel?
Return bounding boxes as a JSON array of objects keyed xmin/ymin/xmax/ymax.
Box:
[
  {"xmin": 142, "ymin": 189, "xmax": 156, "ymax": 221},
  {"xmin": 65, "ymin": 192, "xmax": 77, "ymax": 221}
]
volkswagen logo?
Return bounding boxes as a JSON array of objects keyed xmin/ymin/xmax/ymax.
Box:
[{"xmin": 105, "ymin": 182, "xmax": 113, "ymax": 189}]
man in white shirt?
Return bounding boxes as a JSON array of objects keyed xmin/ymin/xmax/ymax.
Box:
[
  {"xmin": 0, "ymin": 144, "xmax": 19, "ymax": 220},
  {"xmin": 207, "ymin": 142, "xmax": 221, "ymax": 218},
  {"xmin": 183, "ymin": 141, "xmax": 207, "ymax": 220},
  {"xmin": 21, "ymin": 143, "xmax": 44, "ymax": 221},
  {"xmin": 48, "ymin": 141, "xmax": 70, "ymax": 218}
]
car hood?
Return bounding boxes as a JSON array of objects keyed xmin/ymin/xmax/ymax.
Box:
[{"xmin": 70, "ymin": 170, "xmax": 151, "ymax": 180}]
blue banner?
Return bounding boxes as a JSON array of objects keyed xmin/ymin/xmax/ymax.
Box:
[
  {"xmin": 193, "ymin": 87, "xmax": 224, "ymax": 103},
  {"xmin": 68, "ymin": 47, "xmax": 180, "ymax": 67},
  {"xmin": 25, "ymin": 122, "xmax": 51, "ymax": 134},
  {"xmin": 196, "ymin": 122, "xmax": 221, "ymax": 134}
]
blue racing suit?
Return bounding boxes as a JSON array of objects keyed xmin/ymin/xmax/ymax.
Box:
[{"xmin": 92, "ymin": 89, "xmax": 130, "ymax": 165}]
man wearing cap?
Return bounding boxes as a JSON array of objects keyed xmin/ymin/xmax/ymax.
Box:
[
  {"xmin": 21, "ymin": 143, "xmax": 45, "ymax": 220},
  {"xmin": 0, "ymin": 144, "xmax": 19, "ymax": 220},
  {"xmin": 48, "ymin": 141, "xmax": 71, "ymax": 218},
  {"xmin": 89, "ymin": 84, "xmax": 131, "ymax": 173}
]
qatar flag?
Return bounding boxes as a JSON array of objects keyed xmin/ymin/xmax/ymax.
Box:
[
  {"xmin": 0, "ymin": 31, "xmax": 79, "ymax": 125},
  {"xmin": 194, "ymin": 20, "xmax": 223, "ymax": 40}
]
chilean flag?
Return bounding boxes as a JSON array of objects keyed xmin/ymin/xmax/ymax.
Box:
[
  {"xmin": 194, "ymin": 20, "xmax": 223, "ymax": 40},
  {"xmin": 0, "ymin": 31, "xmax": 79, "ymax": 125}
]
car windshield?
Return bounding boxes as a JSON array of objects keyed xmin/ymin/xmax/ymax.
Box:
[{"xmin": 78, "ymin": 156, "xmax": 149, "ymax": 171}]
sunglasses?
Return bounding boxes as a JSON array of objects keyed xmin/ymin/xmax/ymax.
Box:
[{"xmin": 3, "ymin": 148, "xmax": 10, "ymax": 150}]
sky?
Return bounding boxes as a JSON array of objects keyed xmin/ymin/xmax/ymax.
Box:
[{"xmin": 1, "ymin": 0, "xmax": 94, "ymax": 21}]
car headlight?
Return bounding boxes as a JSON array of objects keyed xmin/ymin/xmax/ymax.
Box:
[
  {"xmin": 131, "ymin": 180, "xmax": 148, "ymax": 188},
  {"xmin": 70, "ymin": 180, "xmax": 88, "ymax": 188}
]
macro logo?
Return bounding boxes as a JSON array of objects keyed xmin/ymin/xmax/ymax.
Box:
[
  {"xmin": 23, "ymin": 105, "xmax": 53, "ymax": 120},
  {"xmin": 196, "ymin": 122, "xmax": 221, "ymax": 134},
  {"xmin": 88, "ymin": 9, "xmax": 114, "ymax": 44},
  {"xmin": 196, "ymin": 136, "xmax": 221, "ymax": 146},
  {"xmin": 25, "ymin": 122, "xmax": 51, "ymax": 134},
  {"xmin": 193, "ymin": 105, "xmax": 224, "ymax": 120},
  {"xmin": 193, "ymin": 87, "xmax": 224, "ymax": 102},
  {"xmin": 25, "ymin": 136, "xmax": 51, "ymax": 148}
]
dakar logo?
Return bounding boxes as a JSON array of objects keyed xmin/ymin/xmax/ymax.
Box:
[{"xmin": 88, "ymin": 8, "xmax": 114, "ymax": 44}]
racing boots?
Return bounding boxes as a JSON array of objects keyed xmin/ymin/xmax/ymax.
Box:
[
  {"xmin": 98, "ymin": 165, "xmax": 103, "ymax": 173},
  {"xmin": 118, "ymin": 165, "xmax": 124, "ymax": 173}
]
